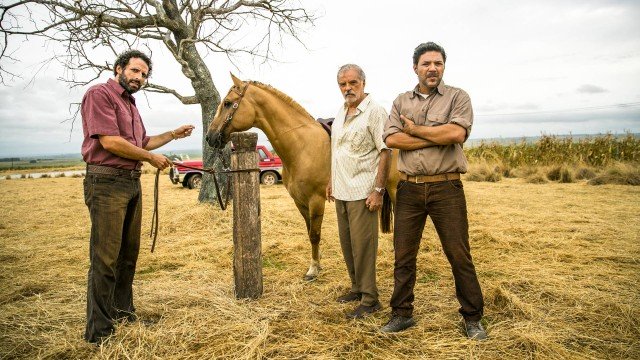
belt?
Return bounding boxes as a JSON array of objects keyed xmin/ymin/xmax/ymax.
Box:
[
  {"xmin": 86, "ymin": 164, "xmax": 142, "ymax": 179},
  {"xmin": 399, "ymin": 172, "xmax": 460, "ymax": 183}
]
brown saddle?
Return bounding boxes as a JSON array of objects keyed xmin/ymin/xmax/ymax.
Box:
[{"xmin": 317, "ymin": 117, "xmax": 334, "ymax": 137}]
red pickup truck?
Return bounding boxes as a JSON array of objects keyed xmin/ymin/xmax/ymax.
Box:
[{"xmin": 169, "ymin": 145, "xmax": 283, "ymax": 189}]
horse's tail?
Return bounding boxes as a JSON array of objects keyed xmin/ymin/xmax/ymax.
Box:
[{"xmin": 380, "ymin": 190, "xmax": 393, "ymax": 233}]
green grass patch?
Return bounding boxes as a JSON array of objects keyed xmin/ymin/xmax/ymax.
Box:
[
  {"xmin": 262, "ymin": 255, "xmax": 286, "ymax": 270},
  {"xmin": 417, "ymin": 271, "xmax": 440, "ymax": 283}
]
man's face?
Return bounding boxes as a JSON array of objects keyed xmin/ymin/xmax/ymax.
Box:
[
  {"xmin": 414, "ymin": 51, "xmax": 445, "ymax": 93},
  {"xmin": 116, "ymin": 57, "xmax": 149, "ymax": 94},
  {"xmin": 338, "ymin": 69, "xmax": 366, "ymax": 107}
]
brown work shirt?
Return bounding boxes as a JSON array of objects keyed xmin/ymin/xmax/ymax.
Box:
[
  {"xmin": 383, "ymin": 81, "xmax": 473, "ymax": 176},
  {"xmin": 81, "ymin": 79, "xmax": 150, "ymax": 170}
]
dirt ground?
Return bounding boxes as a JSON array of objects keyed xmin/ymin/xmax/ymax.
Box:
[{"xmin": 0, "ymin": 175, "xmax": 638, "ymax": 359}]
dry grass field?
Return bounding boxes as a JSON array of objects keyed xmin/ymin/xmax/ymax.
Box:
[{"xmin": 0, "ymin": 175, "xmax": 638, "ymax": 359}]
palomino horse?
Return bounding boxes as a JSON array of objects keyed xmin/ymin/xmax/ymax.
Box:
[{"xmin": 206, "ymin": 74, "xmax": 398, "ymax": 281}]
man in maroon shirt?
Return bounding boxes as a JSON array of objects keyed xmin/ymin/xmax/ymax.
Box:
[{"xmin": 81, "ymin": 50, "xmax": 194, "ymax": 344}]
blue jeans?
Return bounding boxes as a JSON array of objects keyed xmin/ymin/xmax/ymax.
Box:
[
  {"xmin": 83, "ymin": 174, "xmax": 142, "ymax": 343},
  {"xmin": 390, "ymin": 179, "xmax": 484, "ymax": 321}
]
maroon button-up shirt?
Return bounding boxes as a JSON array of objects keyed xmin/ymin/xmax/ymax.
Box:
[{"xmin": 81, "ymin": 78, "xmax": 151, "ymax": 170}]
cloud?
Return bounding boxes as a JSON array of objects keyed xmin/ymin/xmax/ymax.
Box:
[
  {"xmin": 2, "ymin": 0, "xmax": 640, "ymax": 156},
  {"xmin": 514, "ymin": 103, "xmax": 540, "ymax": 110},
  {"xmin": 577, "ymin": 84, "xmax": 608, "ymax": 94},
  {"xmin": 471, "ymin": 111, "xmax": 639, "ymax": 140}
]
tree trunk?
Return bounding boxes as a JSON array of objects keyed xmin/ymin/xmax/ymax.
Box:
[
  {"xmin": 162, "ymin": 28, "xmax": 229, "ymax": 204},
  {"xmin": 198, "ymin": 100, "xmax": 232, "ymax": 205}
]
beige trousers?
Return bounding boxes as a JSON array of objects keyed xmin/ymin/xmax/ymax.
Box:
[{"xmin": 335, "ymin": 199, "xmax": 379, "ymax": 306}]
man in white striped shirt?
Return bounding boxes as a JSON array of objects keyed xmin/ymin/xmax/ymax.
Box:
[{"xmin": 326, "ymin": 64, "xmax": 391, "ymax": 319}]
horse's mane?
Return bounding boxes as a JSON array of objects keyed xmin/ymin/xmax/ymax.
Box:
[{"xmin": 249, "ymin": 81, "xmax": 316, "ymax": 122}]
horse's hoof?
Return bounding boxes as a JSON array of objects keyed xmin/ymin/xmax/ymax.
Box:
[{"xmin": 303, "ymin": 274, "xmax": 317, "ymax": 282}]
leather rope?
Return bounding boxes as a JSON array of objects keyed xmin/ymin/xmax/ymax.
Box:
[
  {"xmin": 151, "ymin": 82, "xmax": 253, "ymax": 252},
  {"xmin": 150, "ymin": 163, "xmax": 259, "ymax": 253}
]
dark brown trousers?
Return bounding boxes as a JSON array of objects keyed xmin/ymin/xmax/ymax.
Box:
[
  {"xmin": 390, "ymin": 179, "xmax": 484, "ymax": 321},
  {"xmin": 83, "ymin": 174, "xmax": 142, "ymax": 343}
]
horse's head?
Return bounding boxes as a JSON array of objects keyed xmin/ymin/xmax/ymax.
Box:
[{"xmin": 206, "ymin": 74, "xmax": 256, "ymax": 149}]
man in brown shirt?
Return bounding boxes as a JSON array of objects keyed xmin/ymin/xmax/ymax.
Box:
[
  {"xmin": 81, "ymin": 50, "xmax": 194, "ymax": 344},
  {"xmin": 380, "ymin": 42, "xmax": 486, "ymax": 340}
]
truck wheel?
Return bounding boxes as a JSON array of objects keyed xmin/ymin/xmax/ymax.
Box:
[
  {"xmin": 187, "ymin": 174, "xmax": 202, "ymax": 189},
  {"xmin": 260, "ymin": 171, "xmax": 277, "ymax": 186}
]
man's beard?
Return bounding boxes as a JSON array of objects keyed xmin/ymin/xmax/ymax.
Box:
[
  {"xmin": 118, "ymin": 73, "xmax": 141, "ymax": 94},
  {"xmin": 343, "ymin": 91, "xmax": 356, "ymax": 105}
]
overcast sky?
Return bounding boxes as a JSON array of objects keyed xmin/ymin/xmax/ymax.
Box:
[{"xmin": 1, "ymin": 0, "xmax": 639, "ymax": 157}]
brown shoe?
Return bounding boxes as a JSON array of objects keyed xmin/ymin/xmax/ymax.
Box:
[
  {"xmin": 346, "ymin": 301, "xmax": 382, "ymax": 319},
  {"xmin": 336, "ymin": 292, "xmax": 362, "ymax": 303}
]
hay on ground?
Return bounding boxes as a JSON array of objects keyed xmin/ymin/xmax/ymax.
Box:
[{"xmin": 0, "ymin": 176, "xmax": 638, "ymax": 359}]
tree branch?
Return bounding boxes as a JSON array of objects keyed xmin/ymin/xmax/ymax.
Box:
[{"xmin": 145, "ymin": 82, "xmax": 199, "ymax": 104}]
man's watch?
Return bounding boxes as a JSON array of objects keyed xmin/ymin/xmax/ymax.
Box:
[{"xmin": 374, "ymin": 187, "xmax": 386, "ymax": 195}]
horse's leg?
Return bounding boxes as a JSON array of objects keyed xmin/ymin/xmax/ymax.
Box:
[
  {"xmin": 291, "ymin": 201, "xmax": 317, "ymax": 280},
  {"xmin": 303, "ymin": 196, "xmax": 325, "ymax": 281}
]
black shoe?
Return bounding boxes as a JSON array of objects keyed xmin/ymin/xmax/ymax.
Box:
[
  {"xmin": 336, "ymin": 292, "xmax": 362, "ymax": 303},
  {"xmin": 116, "ymin": 311, "xmax": 138, "ymax": 324},
  {"xmin": 85, "ymin": 331, "xmax": 114, "ymax": 346},
  {"xmin": 380, "ymin": 315, "xmax": 416, "ymax": 333},
  {"xmin": 464, "ymin": 319, "xmax": 487, "ymax": 340},
  {"xmin": 346, "ymin": 301, "xmax": 382, "ymax": 319}
]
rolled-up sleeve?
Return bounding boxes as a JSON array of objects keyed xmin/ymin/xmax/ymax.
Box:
[
  {"xmin": 368, "ymin": 105, "xmax": 389, "ymax": 152},
  {"xmin": 82, "ymin": 88, "xmax": 120, "ymax": 139},
  {"xmin": 448, "ymin": 90, "xmax": 473, "ymax": 141},
  {"xmin": 383, "ymin": 98, "xmax": 403, "ymax": 142},
  {"xmin": 141, "ymin": 122, "xmax": 150, "ymax": 149}
]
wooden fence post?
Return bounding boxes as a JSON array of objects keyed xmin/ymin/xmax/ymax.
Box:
[{"xmin": 230, "ymin": 132, "xmax": 263, "ymax": 299}]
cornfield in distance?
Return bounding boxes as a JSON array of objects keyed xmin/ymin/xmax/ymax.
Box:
[{"xmin": 465, "ymin": 133, "xmax": 639, "ymax": 167}]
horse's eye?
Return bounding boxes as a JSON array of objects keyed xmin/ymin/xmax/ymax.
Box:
[{"xmin": 223, "ymin": 100, "xmax": 232, "ymax": 108}]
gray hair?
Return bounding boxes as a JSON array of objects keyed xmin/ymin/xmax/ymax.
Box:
[{"xmin": 337, "ymin": 64, "xmax": 366, "ymax": 82}]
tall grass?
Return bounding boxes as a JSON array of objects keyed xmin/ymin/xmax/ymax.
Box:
[{"xmin": 465, "ymin": 133, "xmax": 639, "ymax": 167}]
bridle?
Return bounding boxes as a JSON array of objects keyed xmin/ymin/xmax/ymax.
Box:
[
  {"xmin": 150, "ymin": 81, "xmax": 257, "ymax": 253},
  {"xmin": 213, "ymin": 82, "xmax": 250, "ymax": 149}
]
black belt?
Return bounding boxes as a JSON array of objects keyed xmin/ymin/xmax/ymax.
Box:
[{"xmin": 86, "ymin": 164, "xmax": 142, "ymax": 179}]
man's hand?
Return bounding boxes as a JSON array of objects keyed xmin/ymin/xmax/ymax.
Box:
[
  {"xmin": 365, "ymin": 191, "xmax": 383, "ymax": 212},
  {"xmin": 325, "ymin": 183, "xmax": 335, "ymax": 202},
  {"xmin": 173, "ymin": 125, "xmax": 195, "ymax": 139},
  {"xmin": 400, "ymin": 115, "xmax": 416, "ymax": 136},
  {"xmin": 148, "ymin": 153, "xmax": 172, "ymax": 170}
]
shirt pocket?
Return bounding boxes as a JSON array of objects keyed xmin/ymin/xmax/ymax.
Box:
[
  {"xmin": 115, "ymin": 107, "xmax": 133, "ymax": 135},
  {"xmin": 342, "ymin": 131, "xmax": 369, "ymax": 153},
  {"xmin": 426, "ymin": 113, "xmax": 449, "ymax": 126}
]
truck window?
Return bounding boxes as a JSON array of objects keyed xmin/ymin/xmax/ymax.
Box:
[{"xmin": 258, "ymin": 149, "xmax": 267, "ymax": 160}]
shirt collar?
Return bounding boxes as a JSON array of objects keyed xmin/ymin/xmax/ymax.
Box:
[
  {"xmin": 107, "ymin": 78, "xmax": 136, "ymax": 104},
  {"xmin": 411, "ymin": 81, "xmax": 445, "ymax": 99},
  {"xmin": 343, "ymin": 94, "xmax": 371, "ymax": 114}
]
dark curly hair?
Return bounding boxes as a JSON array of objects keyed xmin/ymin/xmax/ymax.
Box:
[
  {"xmin": 113, "ymin": 50, "xmax": 152, "ymax": 77},
  {"xmin": 413, "ymin": 42, "xmax": 446, "ymax": 65}
]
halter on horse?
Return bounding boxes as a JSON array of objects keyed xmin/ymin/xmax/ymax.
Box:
[{"xmin": 206, "ymin": 74, "xmax": 397, "ymax": 281}]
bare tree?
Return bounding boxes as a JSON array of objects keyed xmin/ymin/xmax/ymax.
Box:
[{"xmin": 0, "ymin": 0, "xmax": 314, "ymax": 203}]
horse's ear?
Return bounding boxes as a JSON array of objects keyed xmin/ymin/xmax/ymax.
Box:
[{"xmin": 230, "ymin": 73, "xmax": 243, "ymax": 87}]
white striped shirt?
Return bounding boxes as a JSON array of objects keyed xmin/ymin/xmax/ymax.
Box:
[{"xmin": 331, "ymin": 95, "xmax": 388, "ymax": 201}]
